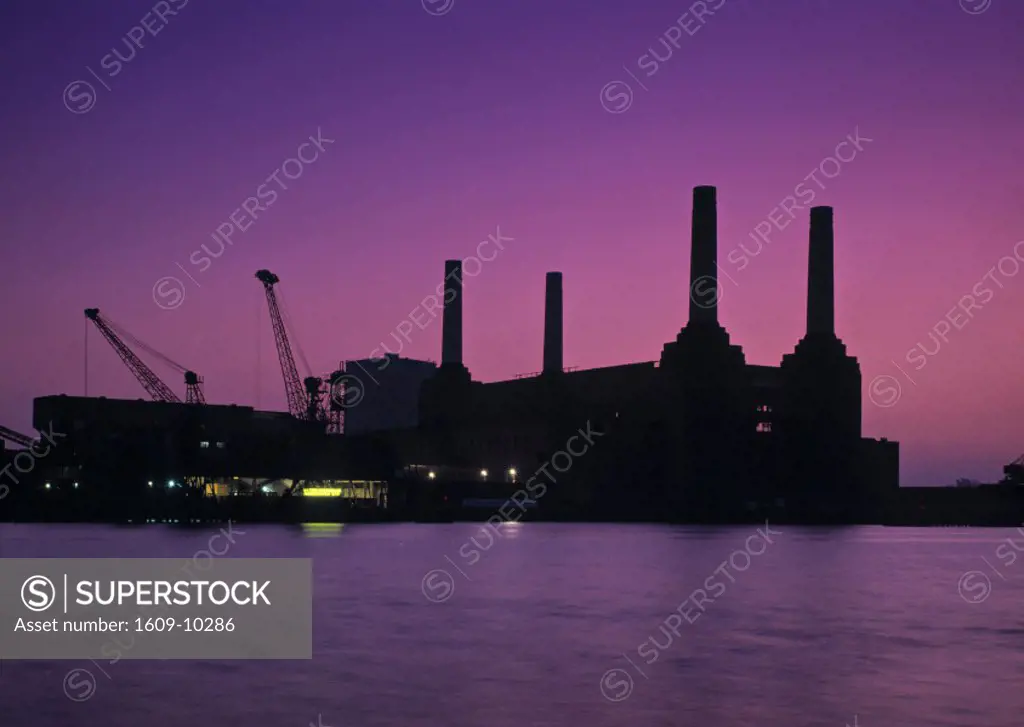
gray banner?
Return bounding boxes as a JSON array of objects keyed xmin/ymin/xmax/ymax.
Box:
[{"xmin": 1, "ymin": 558, "xmax": 311, "ymax": 659}]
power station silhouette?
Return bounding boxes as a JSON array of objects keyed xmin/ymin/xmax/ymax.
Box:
[
  {"xmin": 418, "ymin": 186, "xmax": 898, "ymax": 522},
  {"xmin": 6, "ymin": 186, "xmax": 902, "ymax": 524}
]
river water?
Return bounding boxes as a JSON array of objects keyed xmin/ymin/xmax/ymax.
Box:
[{"xmin": 1, "ymin": 523, "xmax": 1022, "ymax": 726}]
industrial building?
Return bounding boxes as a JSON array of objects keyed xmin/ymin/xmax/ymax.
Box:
[
  {"xmin": 418, "ymin": 186, "xmax": 900, "ymax": 522},
  {"xmin": 24, "ymin": 393, "xmax": 394, "ymax": 505},
  {"xmin": 339, "ymin": 355, "xmax": 437, "ymax": 434},
  {"xmin": 4, "ymin": 184, "xmax": 1023, "ymax": 524}
]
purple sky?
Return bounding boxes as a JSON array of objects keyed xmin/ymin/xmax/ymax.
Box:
[{"xmin": 1, "ymin": 0, "xmax": 1022, "ymax": 485}]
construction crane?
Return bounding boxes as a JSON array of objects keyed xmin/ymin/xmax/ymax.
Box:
[
  {"xmin": 84, "ymin": 308, "xmax": 206, "ymax": 404},
  {"xmin": 255, "ymin": 270, "xmax": 325, "ymax": 423},
  {"xmin": 326, "ymin": 364, "xmax": 346, "ymax": 434},
  {"xmin": 0, "ymin": 424, "xmax": 36, "ymax": 449},
  {"xmin": 1003, "ymin": 455, "xmax": 1024, "ymax": 485}
]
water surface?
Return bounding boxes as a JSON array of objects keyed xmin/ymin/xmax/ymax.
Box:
[{"xmin": 1, "ymin": 523, "xmax": 1021, "ymax": 726}]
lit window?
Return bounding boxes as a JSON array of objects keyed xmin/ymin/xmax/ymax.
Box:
[{"xmin": 200, "ymin": 441, "xmax": 210, "ymax": 448}]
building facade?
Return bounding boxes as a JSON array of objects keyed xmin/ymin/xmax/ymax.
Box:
[{"xmin": 339, "ymin": 355, "xmax": 437, "ymax": 434}]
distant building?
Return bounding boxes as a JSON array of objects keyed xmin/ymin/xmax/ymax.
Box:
[{"xmin": 337, "ymin": 355, "xmax": 437, "ymax": 435}]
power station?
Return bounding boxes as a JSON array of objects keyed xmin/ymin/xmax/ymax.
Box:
[
  {"xmin": 418, "ymin": 186, "xmax": 898, "ymax": 522},
  {"xmin": 14, "ymin": 184, "xmax": 1024, "ymax": 524}
]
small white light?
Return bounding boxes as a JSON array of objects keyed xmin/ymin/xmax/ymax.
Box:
[
  {"xmin": 428, "ymin": 471, "xmax": 436, "ymax": 480},
  {"xmin": 480, "ymin": 469, "xmax": 488, "ymax": 478},
  {"xmin": 508, "ymin": 468, "xmax": 517, "ymax": 477},
  {"xmin": 148, "ymin": 481, "xmax": 153, "ymax": 487},
  {"xmin": 168, "ymin": 480, "xmax": 175, "ymax": 487},
  {"xmin": 73, "ymin": 482, "xmax": 79, "ymax": 488}
]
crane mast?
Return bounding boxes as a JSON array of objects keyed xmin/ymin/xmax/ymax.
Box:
[
  {"xmin": 0, "ymin": 424, "xmax": 37, "ymax": 449},
  {"xmin": 326, "ymin": 365, "xmax": 346, "ymax": 434},
  {"xmin": 1003, "ymin": 454, "xmax": 1024, "ymax": 485},
  {"xmin": 304, "ymin": 376, "xmax": 325, "ymax": 422},
  {"xmin": 183, "ymin": 371, "xmax": 206, "ymax": 405},
  {"xmin": 85, "ymin": 308, "xmax": 180, "ymax": 403},
  {"xmin": 256, "ymin": 270, "xmax": 309, "ymax": 419},
  {"xmin": 84, "ymin": 308, "xmax": 205, "ymax": 404}
]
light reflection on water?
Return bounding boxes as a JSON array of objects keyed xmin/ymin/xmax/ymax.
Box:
[{"xmin": 300, "ymin": 522, "xmax": 345, "ymax": 538}]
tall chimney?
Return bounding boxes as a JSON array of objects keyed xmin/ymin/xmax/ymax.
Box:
[
  {"xmin": 807, "ymin": 206, "xmax": 835, "ymax": 337},
  {"xmin": 688, "ymin": 185, "xmax": 718, "ymax": 325},
  {"xmin": 441, "ymin": 259, "xmax": 463, "ymax": 365},
  {"xmin": 543, "ymin": 272, "xmax": 563, "ymax": 374}
]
